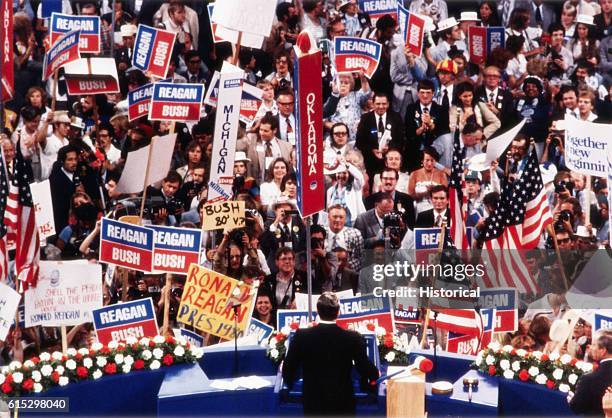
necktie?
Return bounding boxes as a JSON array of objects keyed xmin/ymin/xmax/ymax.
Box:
[
  {"xmin": 286, "ymin": 117, "xmax": 293, "ymax": 138},
  {"xmin": 441, "ymin": 88, "xmax": 449, "ymax": 109},
  {"xmin": 190, "ymin": 75, "xmax": 197, "ymax": 83},
  {"xmin": 283, "ymin": 224, "xmax": 290, "ymax": 239},
  {"xmin": 265, "ymin": 142, "xmax": 273, "ymax": 157},
  {"xmin": 489, "ymin": 92, "xmax": 495, "ymax": 104},
  {"xmin": 535, "ymin": 6, "xmax": 542, "ymax": 24},
  {"xmin": 436, "ymin": 214, "xmax": 442, "ymax": 227},
  {"xmin": 377, "ymin": 116, "xmax": 384, "ymax": 134},
  {"xmin": 331, "ymin": 234, "xmax": 339, "ymax": 250},
  {"xmin": 423, "ymin": 106, "xmax": 429, "ymax": 114}
]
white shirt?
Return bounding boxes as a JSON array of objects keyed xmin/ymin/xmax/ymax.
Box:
[
  {"xmin": 61, "ymin": 167, "xmax": 74, "ymax": 182},
  {"xmin": 277, "ymin": 114, "xmax": 296, "ymax": 142},
  {"xmin": 40, "ymin": 134, "xmax": 69, "ymax": 180}
]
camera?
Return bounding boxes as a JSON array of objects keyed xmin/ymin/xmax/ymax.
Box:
[
  {"xmin": 383, "ymin": 212, "xmax": 403, "ymax": 249},
  {"xmin": 166, "ymin": 198, "xmax": 184, "ymax": 216},
  {"xmin": 229, "ymin": 229, "xmax": 247, "ymax": 245},
  {"xmin": 554, "ymin": 180, "xmax": 574, "ymax": 195},
  {"xmin": 559, "ymin": 209, "xmax": 573, "ymax": 222}
]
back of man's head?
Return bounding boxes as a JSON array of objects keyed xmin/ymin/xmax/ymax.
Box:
[
  {"xmin": 594, "ymin": 329, "xmax": 612, "ymax": 358},
  {"xmin": 317, "ymin": 292, "xmax": 340, "ymax": 321}
]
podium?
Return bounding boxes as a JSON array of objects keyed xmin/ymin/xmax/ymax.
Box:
[{"xmin": 386, "ymin": 370, "xmax": 426, "ymax": 418}]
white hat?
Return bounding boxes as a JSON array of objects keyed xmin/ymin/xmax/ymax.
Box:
[
  {"xmin": 576, "ymin": 14, "xmax": 594, "ymax": 26},
  {"xmin": 575, "ymin": 225, "xmax": 596, "ymax": 239},
  {"xmin": 324, "ymin": 160, "xmax": 350, "ymax": 175},
  {"xmin": 437, "ymin": 17, "xmax": 459, "ymax": 32},
  {"xmin": 70, "ymin": 115, "xmax": 84, "ymax": 130},
  {"xmin": 338, "ymin": 0, "xmax": 353, "ymax": 10},
  {"xmin": 120, "ymin": 24, "xmax": 137, "ymax": 37},
  {"xmin": 423, "ymin": 15, "xmax": 436, "ymax": 32},
  {"xmin": 459, "ymin": 12, "xmax": 480, "ymax": 22},
  {"xmin": 271, "ymin": 196, "xmax": 298, "ymax": 211},
  {"xmin": 539, "ymin": 164, "xmax": 558, "ymax": 185},
  {"xmin": 234, "ymin": 151, "xmax": 251, "ymax": 163},
  {"xmin": 467, "ymin": 153, "xmax": 490, "ymax": 172},
  {"xmin": 52, "ymin": 111, "xmax": 71, "ymax": 124}
]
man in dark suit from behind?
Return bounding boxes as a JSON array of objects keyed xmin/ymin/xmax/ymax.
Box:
[
  {"xmin": 282, "ymin": 292, "xmax": 379, "ymax": 416},
  {"xmin": 569, "ymin": 329, "xmax": 612, "ymax": 416}
]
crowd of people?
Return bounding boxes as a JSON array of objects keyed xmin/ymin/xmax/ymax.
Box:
[{"xmin": 0, "ymin": 0, "xmax": 611, "ymax": 411}]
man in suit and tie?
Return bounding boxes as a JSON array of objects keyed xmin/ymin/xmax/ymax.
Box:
[
  {"xmin": 331, "ymin": 247, "xmax": 359, "ymax": 293},
  {"xmin": 355, "ymin": 92, "xmax": 405, "ymax": 183},
  {"xmin": 416, "ymin": 185, "xmax": 450, "ymax": 228},
  {"xmin": 275, "ymin": 89, "xmax": 297, "ymax": 144},
  {"xmin": 237, "ymin": 112, "xmax": 293, "ymax": 182},
  {"xmin": 178, "ymin": 50, "xmax": 210, "ymax": 85},
  {"xmin": 435, "ymin": 59, "xmax": 457, "ymax": 114},
  {"xmin": 365, "ymin": 168, "xmax": 416, "ymax": 229},
  {"xmin": 354, "ymin": 193, "xmax": 394, "ymax": 249},
  {"xmin": 403, "ymin": 80, "xmax": 450, "ymax": 172},
  {"xmin": 569, "ymin": 329, "xmax": 612, "ymax": 416},
  {"xmin": 529, "ymin": 0, "xmax": 556, "ymax": 31},
  {"xmin": 475, "ymin": 66, "xmax": 517, "ymax": 130},
  {"xmin": 282, "ymin": 292, "xmax": 379, "ymax": 416}
]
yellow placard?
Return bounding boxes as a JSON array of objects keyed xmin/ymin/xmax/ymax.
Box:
[
  {"xmin": 177, "ymin": 264, "xmax": 255, "ymax": 339},
  {"xmin": 201, "ymin": 200, "xmax": 245, "ymax": 231}
]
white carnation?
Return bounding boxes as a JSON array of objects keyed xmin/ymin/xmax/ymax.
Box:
[
  {"xmin": 485, "ymin": 355, "xmax": 496, "ymax": 365},
  {"xmin": 91, "ymin": 342, "xmax": 103, "ymax": 351},
  {"xmin": 65, "ymin": 359, "xmax": 77, "ymax": 370},
  {"xmin": 66, "ymin": 348, "xmax": 77, "ymax": 356},
  {"xmin": 268, "ymin": 337, "xmax": 277, "ymax": 347},
  {"xmin": 114, "ymin": 354, "xmax": 124, "ymax": 365},
  {"xmin": 142, "ymin": 350, "xmax": 152, "ymax": 361},
  {"xmin": 153, "ymin": 335, "xmax": 166, "ymax": 344},
  {"xmin": 559, "ymin": 383, "xmax": 570, "ymax": 393},
  {"xmin": 375, "ymin": 327, "xmax": 387, "ymax": 337},
  {"xmin": 535, "ymin": 374, "xmax": 547, "ymax": 385},
  {"xmin": 503, "ymin": 370, "xmax": 514, "ymax": 379},
  {"xmin": 532, "ymin": 351, "xmax": 543, "ymax": 360},
  {"xmin": 280, "ymin": 326, "xmax": 291, "ymax": 335},
  {"xmin": 475, "ymin": 354, "xmax": 483, "ymax": 366},
  {"xmin": 385, "ymin": 351, "xmax": 396, "ymax": 363},
  {"xmin": 511, "ymin": 361, "xmax": 521, "ymax": 372},
  {"xmin": 125, "ymin": 336, "xmax": 138, "ymax": 345},
  {"xmin": 270, "ymin": 348, "xmax": 279, "ymax": 359},
  {"xmin": 41, "ymin": 365, "xmax": 53, "ymax": 377},
  {"xmin": 503, "ymin": 345, "xmax": 513, "ymax": 353},
  {"xmin": 153, "ymin": 348, "xmax": 164, "ymax": 360},
  {"xmin": 578, "ymin": 362, "xmax": 593, "ymax": 373},
  {"xmin": 560, "ymin": 354, "xmax": 572, "ymax": 365},
  {"xmin": 51, "ymin": 351, "xmax": 63, "ymax": 361},
  {"xmin": 552, "ymin": 368, "xmax": 564, "ymax": 381},
  {"xmin": 488, "ymin": 342, "xmax": 501, "ymax": 351},
  {"xmin": 150, "ymin": 360, "xmax": 161, "ymax": 370},
  {"xmin": 500, "ymin": 359, "xmax": 510, "ymax": 370},
  {"xmin": 122, "ymin": 364, "xmax": 131, "ymax": 374},
  {"xmin": 39, "ymin": 352, "xmax": 51, "ymax": 362},
  {"xmin": 9, "ymin": 361, "xmax": 22, "ymax": 371},
  {"xmin": 58, "ymin": 376, "xmax": 69, "ymax": 386},
  {"xmin": 31, "ymin": 370, "xmax": 42, "ymax": 383},
  {"xmin": 34, "ymin": 383, "xmax": 43, "ymax": 393},
  {"xmin": 78, "ymin": 348, "xmax": 89, "ymax": 356},
  {"xmin": 96, "ymin": 357, "xmax": 107, "ymax": 368},
  {"xmin": 55, "ymin": 365, "xmax": 65, "ymax": 375},
  {"xmin": 516, "ymin": 349, "xmax": 527, "ymax": 357},
  {"xmin": 528, "ymin": 366, "xmax": 539, "ymax": 377},
  {"xmin": 173, "ymin": 346, "xmax": 185, "ymax": 357},
  {"xmin": 124, "ymin": 356, "xmax": 134, "ymax": 366},
  {"xmin": 23, "ymin": 360, "xmax": 35, "ymax": 369},
  {"xmin": 92, "ymin": 369, "xmax": 102, "ymax": 380},
  {"xmin": 568, "ymin": 373, "xmax": 578, "ymax": 385},
  {"xmin": 175, "ymin": 336, "xmax": 187, "ymax": 346},
  {"xmin": 108, "ymin": 341, "xmax": 119, "ymax": 350},
  {"xmin": 139, "ymin": 338, "xmax": 150, "ymax": 347},
  {"xmin": 190, "ymin": 347, "xmax": 204, "ymax": 358},
  {"xmin": 83, "ymin": 358, "xmax": 93, "ymax": 369},
  {"xmin": 12, "ymin": 372, "xmax": 23, "ymax": 384},
  {"xmin": 548, "ymin": 352, "xmax": 560, "ymax": 361}
]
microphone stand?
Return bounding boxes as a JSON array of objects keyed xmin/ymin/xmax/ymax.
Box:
[
  {"xmin": 432, "ymin": 310, "xmax": 438, "ymax": 382},
  {"xmin": 233, "ymin": 304, "xmax": 239, "ymax": 377}
]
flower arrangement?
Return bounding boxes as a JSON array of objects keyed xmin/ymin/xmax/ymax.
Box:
[
  {"xmin": 474, "ymin": 342, "xmax": 594, "ymax": 395},
  {"xmin": 0, "ymin": 335, "xmax": 204, "ymax": 398},
  {"xmin": 266, "ymin": 322, "xmax": 312, "ymax": 365},
  {"xmin": 368, "ymin": 324, "xmax": 410, "ymax": 365}
]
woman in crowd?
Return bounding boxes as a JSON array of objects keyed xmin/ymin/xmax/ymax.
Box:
[
  {"xmin": 505, "ymin": 35, "xmax": 528, "ymax": 89},
  {"xmin": 323, "ymin": 72, "xmax": 371, "ymax": 143},
  {"xmin": 176, "ymin": 141, "xmax": 205, "ymax": 184},
  {"xmin": 260, "ymin": 157, "xmax": 290, "ymax": 207},
  {"xmin": 561, "ymin": 4, "xmax": 578, "ymax": 41},
  {"xmin": 252, "ymin": 290, "xmax": 276, "ymax": 328},
  {"xmin": 479, "ymin": 1, "xmax": 500, "ymax": 27},
  {"xmin": 449, "ymin": 81, "xmax": 501, "ymax": 140},
  {"xmin": 326, "ymin": 160, "xmax": 366, "ymax": 226},
  {"xmin": 568, "ymin": 16, "xmax": 600, "ymax": 63},
  {"xmin": 280, "ymin": 172, "xmax": 298, "ymax": 200},
  {"xmin": 408, "ymin": 147, "xmax": 448, "ymax": 214}
]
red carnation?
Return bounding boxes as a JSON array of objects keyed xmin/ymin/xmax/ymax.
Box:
[
  {"xmin": 546, "ymin": 380, "xmax": 555, "ymax": 389},
  {"xmin": 4, "ymin": 374, "xmax": 13, "ymax": 384},
  {"xmin": 277, "ymin": 333, "xmax": 286, "ymax": 342},
  {"xmin": 131, "ymin": 344, "xmax": 139, "ymax": 350},
  {"xmin": 99, "ymin": 347, "xmax": 110, "ymax": 354},
  {"xmin": 162, "ymin": 354, "xmax": 174, "ymax": 366},
  {"xmin": 89, "ymin": 349, "xmax": 96, "ymax": 356},
  {"xmin": 290, "ymin": 322, "xmax": 299, "ymax": 330},
  {"xmin": 488, "ymin": 365, "xmax": 496, "ymax": 376},
  {"xmin": 31, "ymin": 357, "xmax": 40, "ymax": 364},
  {"xmin": 383, "ymin": 336, "xmax": 394, "ymax": 348},
  {"xmin": 570, "ymin": 358, "xmax": 578, "ymax": 366},
  {"xmin": 76, "ymin": 366, "xmax": 88, "ymax": 379},
  {"xmin": 51, "ymin": 371, "xmax": 60, "ymax": 383},
  {"xmin": 22, "ymin": 379, "xmax": 34, "ymax": 391},
  {"xmin": 511, "ymin": 349, "xmax": 517, "ymax": 356},
  {"xmin": 149, "ymin": 341, "xmax": 156, "ymax": 348},
  {"xmin": 166, "ymin": 336, "xmax": 176, "ymax": 344},
  {"xmin": 366, "ymin": 323, "xmax": 376, "ymax": 331},
  {"xmin": 1, "ymin": 383, "xmax": 12, "ymax": 394},
  {"xmin": 134, "ymin": 359, "xmax": 145, "ymax": 370},
  {"xmin": 116, "ymin": 345, "xmax": 125, "ymax": 352},
  {"xmin": 62, "ymin": 355, "xmax": 68, "ymax": 362},
  {"xmin": 104, "ymin": 363, "xmax": 117, "ymax": 375},
  {"xmin": 540, "ymin": 354, "xmax": 549, "ymax": 362},
  {"xmin": 519, "ymin": 370, "xmax": 529, "ymax": 381},
  {"xmin": 75, "ymin": 353, "xmax": 83, "ymax": 361}
]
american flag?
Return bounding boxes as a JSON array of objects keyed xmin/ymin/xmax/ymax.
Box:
[
  {"xmin": 428, "ymin": 309, "xmax": 482, "ymax": 336},
  {"xmin": 480, "ymin": 149, "xmax": 548, "ymax": 294},
  {"xmin": 0, "ymin": 147, "xmax": 9, "ymax": 282},
  {"xmin": 4, "ymin": 140, "xmax": 39, "ymax": 290},
  {"xmin": 448, "ymin": 129, "xmax": 469, "ymax": 249}
]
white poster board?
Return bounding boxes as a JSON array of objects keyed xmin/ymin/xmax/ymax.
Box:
[
  {"xmin": 565, "ymin": 115, "xmax": 610, "ymax": 177},
  {"xmin": 30, "ymin": 180, "xmax": 56, "ymax": 242},
  {"xmin": 0, "ymin": 282, "xmax": 21, "ymax": 342},
  {"xmin": 211, "ymin": 0, "xmax": 276, "ymax": 37}
]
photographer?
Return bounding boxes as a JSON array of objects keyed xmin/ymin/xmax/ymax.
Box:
[
  {"xmin": 354, "ymin": 193, "xmax": 396, "ymax": 249},
  {"xmin": 308, "ymin": 224, "xmax": 339, "ymax": 294},
  {"xmin": 146, "ymin": 170, "xmax": 184, "ymax": 226},
  {"xmin": 213, "ymin": 226, "xmax": 264, "ymax": 283},
  {"xmin": 542, "ymin": 122, "xmax": 567, "ymax": 170},
  {"xmin": 546, "ymin": 23, "xmax": 574, "ymax": 79},
  {"xmin": 175, "ymin": 162, "xmax": 207, "ymax": 211},
  {"xmin": 56, "ymin": 202, "xmax": 99, "ymax": 260}
]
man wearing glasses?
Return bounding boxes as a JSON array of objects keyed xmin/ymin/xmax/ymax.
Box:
[
  {"xmin": 324, "ymin": 122, "xmax": 353, "ymax": 167},
  {"xmin": 275, "ymin": 89, "xmax": 297, "ymax": 144},
  {"xmin": 179, "ymin": 50, "xmax": 210, "ymax": 85},
  {"xmin": 475, "ymin": 66, "xmax": 516, "ymax": 129}
]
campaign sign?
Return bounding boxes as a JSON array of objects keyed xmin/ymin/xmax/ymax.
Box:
[
  {"xmin": 293, "ymin": 45, "xmax": 325, "ymax": 218},
  {"xmin": 468, "ymin": 26, "xmax": 487, "ymax": 64},
  {"xmin": 447, "ymin": 308, "xmax": 495, "ymax": 355},
  {"xmin": 394, "ymin": 305, "xmax": 421, "ymax": 324},
  {"xmin": 50, "ymin": 13, "xmax": 100, "ymax": 53},
  {"xmin": 334, "ymin": 36, "xmax": 382, "ymax": 79},
  {"xmin": 247, "ymin": 318, "xmax": 275, "ymax": 345},
  {"xmin": 207, "ymin": 4, "xmax": 224, "ymax": 43},
  {"xmin": 1, "ymin": 0, "xmax": 13, "ymax": 101},
  {"xmin": 565, "ymin": 115, "xmax": 610, "ymax": 177},
  {"xmin": 487, "ymin": 27, "xmax": 505, "ymax": 55},
  {"xmin": 92, "ymin": 298, "xmax": 159, "ymax": 345},
  {"xmin": 149, "ymin": 225, "xmax": 202, "ymax": 274},
  {"xmin": 128, "ymin": 82, "xmax": 154, "ymax": 121},
  {"xmin": 397, "ymin": 6, "xmax": 425, "ymax": 57},
  {"xmin": 594, "ymin": 312, "xmax": 612, "ymax": 338},
  {"xmin": 99, "ymin": 218, "xmax": 155, "ymax": 272},
  {"xmin": 277, "ymin": 310, "xmax": 317, "ymax": 329},
  {"xmin": 414, "ymin": 227, "xmax": 472, "ymax": 263},
  {"xmin": 42, "ymin": 0, "xmax": 62, "ymax": 18},
  {"xmin": 149, "ymin": 82, "xmax": 204, "ymax": 122},
  {"xmin": 359, "ymin": 0, "xmax": 397, "ymax": 24},
  {"xmin": 240, "ymin": 83, "xmax": 263, "ymax": 124},
  {"xmin": 336, "ymin": 294, "xmax": 395, "ymax": 333},
  {"xmin": 175, "ymin": 328, "xmax": 204, "ymax": 347},
  {"xmin": 479, "ymin": 288, "xmax": 517, "ymax": 332},
  {"xmin": 132, "ymin": 24, "xmax": 176, "ymax": 79},
  {"xmin": 42, "ymin": 30, "xmax": 80, "ymax": 80}
]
